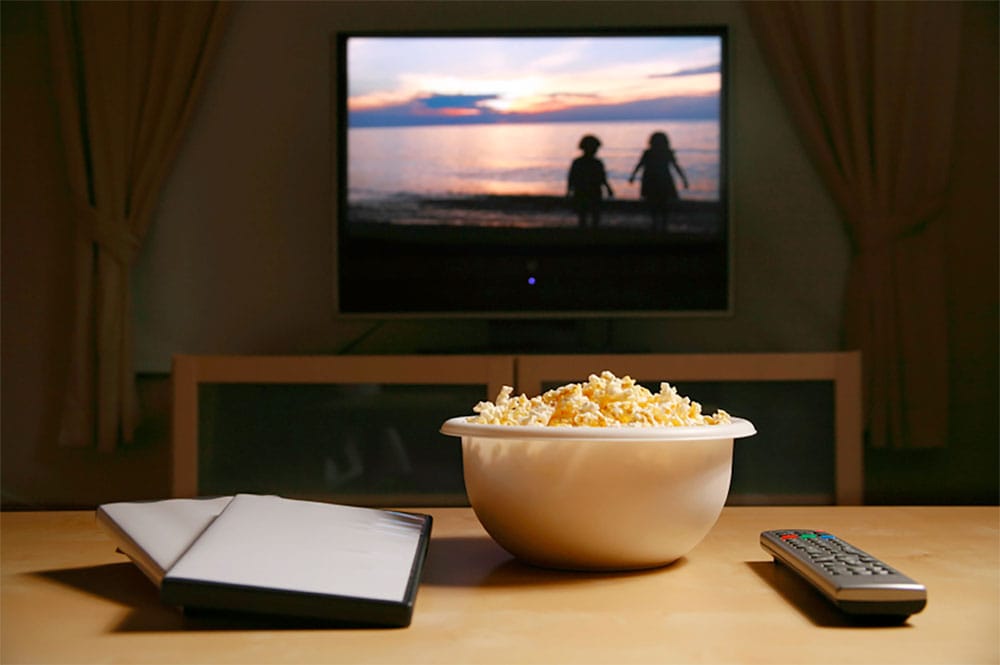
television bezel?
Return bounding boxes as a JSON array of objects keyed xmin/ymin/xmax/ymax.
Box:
[{"xmin": 333, "ymin": 25, "xmax": 732, "ymax": 320}]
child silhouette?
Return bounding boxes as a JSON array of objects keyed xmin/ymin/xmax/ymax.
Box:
[
  {"xmin": 567, "ymin": 134, "xmax": 614, "ymax": 227},
  {"xmin": 628, "ymin": 131, "xmax": 688, "ymax": 230}
]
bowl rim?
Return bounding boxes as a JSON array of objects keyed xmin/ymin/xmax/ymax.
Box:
[{"xmin": 440, "ymin": 416, "xmax": 756, "ymax": 441}]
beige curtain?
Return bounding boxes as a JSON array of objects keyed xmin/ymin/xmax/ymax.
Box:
[
  {"xmin": 46, "ymin": 1, "xmax": 230, "ymax": 451},
  {"xmin": 746, "ymin": 1, "xmax": 962, "ymax": 449}
]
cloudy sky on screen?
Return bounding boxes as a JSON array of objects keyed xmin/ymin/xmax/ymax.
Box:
[{"xmin": 347, "ymin": 36, "xmax": 722, "ymax": 127}]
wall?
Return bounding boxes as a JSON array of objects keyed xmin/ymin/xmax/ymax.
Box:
[
  {"xmin": 2, "ymin": 1, "xmax": 995, "ymax": 507},
  {"xmin": 133, "ymin": 0, "xmax": 849, "ymax": 370}
]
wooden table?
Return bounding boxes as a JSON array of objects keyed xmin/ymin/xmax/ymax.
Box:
[{"xmin": 3, "ymin": 506, "xmax": 997, "ymax": 664}]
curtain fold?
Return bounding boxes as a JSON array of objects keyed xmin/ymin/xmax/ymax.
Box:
[
  {"xmin": 745, "ymin": 1, "xmax": 962, "ymax": 448},
  {"xmin": 46, "ymin": 1, "xmax": 230, "ymax": 451}
]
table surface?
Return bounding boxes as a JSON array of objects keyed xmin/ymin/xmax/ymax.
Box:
[{"xmin": 3, "ymin": 506, "xmax": 998, "ymax": 665}]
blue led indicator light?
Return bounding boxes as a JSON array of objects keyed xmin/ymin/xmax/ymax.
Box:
[{"xmin": 527, "ymin": 276, "xmax": 536, "ymax": 285}]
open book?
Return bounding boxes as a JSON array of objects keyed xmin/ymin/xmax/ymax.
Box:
[{"xmin": 96, "ymin": 494, "xmax": 432, "ymax": 627}]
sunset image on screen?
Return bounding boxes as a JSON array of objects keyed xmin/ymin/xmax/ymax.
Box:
[{"xmin": 344, "ymin": 33, "xmax": 723, "ymax": 233}]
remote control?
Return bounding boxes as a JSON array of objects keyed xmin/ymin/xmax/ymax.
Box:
[{"xmin": 760, "ymin": 529, "xmax": 927, "ymax": 617}]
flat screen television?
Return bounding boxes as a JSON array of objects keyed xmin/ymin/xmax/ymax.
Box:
[{"xmin": 335, "ymin": 27, "xmax": 729, "ymax": 319}]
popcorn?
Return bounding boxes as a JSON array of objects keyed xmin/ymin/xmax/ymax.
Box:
[{"xmin": 470, "ymin": 370, "xmax": 731, "ymax": 427}]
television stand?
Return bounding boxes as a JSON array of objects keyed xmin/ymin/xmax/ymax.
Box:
[{"xmin": 170, "ymin": 352, "xmax": 863, "ymax": 505}]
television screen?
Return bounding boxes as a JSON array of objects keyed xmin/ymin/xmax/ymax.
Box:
[{"xmin": 335, "ymin": 28, "xmax": 729, "ymax": 317}]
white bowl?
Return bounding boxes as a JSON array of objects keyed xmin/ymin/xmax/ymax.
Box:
[{"xmin": 440, "ymin": 417, "xmax": 756, "ymax": 571}]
